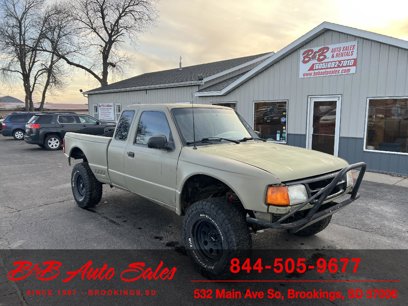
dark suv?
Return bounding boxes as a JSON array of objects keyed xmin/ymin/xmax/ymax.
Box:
[
  {"xmin": 24, "ymin": 113, "xmax": 115, "ymax": 150},
  {"xmin": 1, "ymin": 112, "xmax": 38, "ymax": 140}
]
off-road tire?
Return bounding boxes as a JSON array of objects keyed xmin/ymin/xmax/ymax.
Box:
[
  {"xmin": 13, "ymin": 129, "xmax": 25, "ymax": 140},
  {"xmin": 291, "ymin": 216, "xmax": 332, "ymax": 237},
  {"xmin": 71, "ymin": 162, "xmax": 103, "ymax": 209},
  {"xmin": 44, "ymin": 134, "xmax": 62, "ymax": 150},
  {"xmin": 183, "ymin": 197, "xmax": 251, "ymax": 278}
]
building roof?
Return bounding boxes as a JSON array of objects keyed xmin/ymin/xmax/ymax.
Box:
[
  {"xmin": 0, "ymin": 96, "xmax": 23, "ymax": 103},
  {"xmin": 86, "ymin": 52, "xmax": 273, "ymax": 95},
  {"xmin": 196, "ymin": 22, "xmax": 408, "ymax": 97}
]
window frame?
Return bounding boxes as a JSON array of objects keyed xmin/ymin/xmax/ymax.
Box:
[
  {"xmin": 363, "ymin": 96, "xmax": 408, "ymax": 156},
  {"xmin": 115, "ymin": 103, "xmax": 122, "ymax": 122},
  {"xmin": 134, "ymin": 110, "xmax": 173, "ymax": 147},
  {"xmin": 114, "ymin": 110, "xmax": 135, "ymax": 141},
  {"xmin": 253, "ymin": 100, "xmax": 289, "ymax": 143}
]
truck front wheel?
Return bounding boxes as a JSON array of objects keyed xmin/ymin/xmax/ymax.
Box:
[
  {"xmin": 71, "ymin": 162, "xmax": 103, "ymax": 209},
  {"xmin": 290, "ymin": 216, "xmax": 332, "ymax": 237},
  {"xmin": 182, "ymin": 198, "xmax": 251, "ymax": 278}
]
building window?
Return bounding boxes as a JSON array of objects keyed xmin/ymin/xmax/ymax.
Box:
[
  {"xmin": 212, "ymin": 102, "xmax": 236, "ymax": 110},
  {"xmin": 254, "ymin": 101, "xmax": 288, "ymax": 142},
  {"xmin": 365, "ymin": 98, "xmax": 408, "ymax": 153},
  {"xmin": 93, "ymin": 105, "xmax": 98, "ymax": 116}
]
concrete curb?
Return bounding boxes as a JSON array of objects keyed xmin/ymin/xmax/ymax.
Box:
[{"xmin": 363, "ymin": 171, "xmax": 408, "ymax": 188}]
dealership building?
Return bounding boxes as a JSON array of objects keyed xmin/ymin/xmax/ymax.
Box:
[{"xmin": 86, "ymin": 22, "xmax": 408, "ymax": 175}]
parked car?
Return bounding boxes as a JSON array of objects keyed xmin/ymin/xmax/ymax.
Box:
[
  {"xmin": 24, "ymin": 113, "xmax": 116, "ymax": 150},
  {"xmin": 64, "ymin": 104, "xmax": 366, "ymax": 278},
  {"xmin": 1, "ymin": 112, "xmax": 38, "ymax": 140},
  {"xmin": 0, "ymin": 118, "xmax": 4, "ymax": 131}
]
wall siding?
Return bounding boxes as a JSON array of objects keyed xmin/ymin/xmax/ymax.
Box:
[
  {"xmin": 339, "ymin": 138, "xmax": 408, "ymax": 175},
  {"xmin": 88, "ymin": 85, "xmax": 198, "ymax": 111},
  {"xmin": 287, "ymin": 133, "xmax": 306, "ymax": 148}
]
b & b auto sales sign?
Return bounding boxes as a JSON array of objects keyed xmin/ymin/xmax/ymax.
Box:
[{"xmin": 299, "ymin": 41, "xmax": 358, "ymax": 78}]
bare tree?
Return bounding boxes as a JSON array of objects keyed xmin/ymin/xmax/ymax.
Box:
[
  {"xmin": 52, "ymin": 0, "xmax": 156, "ymax": 87},
  {"xmin": 0, "ymin": 0, "xmax": 63, "ymax": 111}
]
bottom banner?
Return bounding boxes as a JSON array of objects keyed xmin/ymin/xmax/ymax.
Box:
[{"xmin": 0, "ymin": 249, "xmax": 406, "ymax": 305}]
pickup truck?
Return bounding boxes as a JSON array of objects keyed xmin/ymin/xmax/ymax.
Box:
[{"xmin": 64, "ymin": 104, "xmax": 366, "ymax": 277}]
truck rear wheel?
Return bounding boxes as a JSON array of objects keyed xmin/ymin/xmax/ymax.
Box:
[
  {"xmin": 182, "ymin": 198, "xmax": 251, "ymax": 278},
  {"xmin": 71, "ymin": 162, "xmax": 103, "ymax": 209},
  {"xmin": 290, "ymin": 216, "xmax": 332, "ymax": 237}
]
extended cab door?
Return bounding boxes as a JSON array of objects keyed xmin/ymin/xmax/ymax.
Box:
[
  {"xmin": 123, "ymin": 110, "xmax": 181, "ymax": 208},
  {"xmin": 107, "ymin": 110, "xmax": 137, "ymax": 189}
]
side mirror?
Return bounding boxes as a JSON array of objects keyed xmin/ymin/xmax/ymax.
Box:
[
  {"xmin": 96, "ymin": 121, "xmax": 101, "ymax": 125},
  {"xmin": 148, "ymin": 135, "xmax": 169, "ymax": 150}
]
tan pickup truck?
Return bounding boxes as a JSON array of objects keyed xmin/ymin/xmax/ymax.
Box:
[{"xmin": 64, "ymin": 104, "xmax": 366, "ymax": 277}]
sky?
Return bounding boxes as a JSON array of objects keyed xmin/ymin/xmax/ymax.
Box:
[{"xmin": 1, "ymin": 0, "xmax": 408, "ymax": 104}]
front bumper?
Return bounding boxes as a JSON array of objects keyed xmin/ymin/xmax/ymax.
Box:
[{"xmin": 246, "ymin": 162, "xmax": 366, "ymax": 232}]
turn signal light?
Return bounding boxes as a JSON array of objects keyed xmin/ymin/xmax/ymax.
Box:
[{"xmin": 266, "ymin": 186, "xmax": 290, "ymax": 206}]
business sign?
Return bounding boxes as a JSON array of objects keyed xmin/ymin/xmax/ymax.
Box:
[
  {"xmin": 299, "ymin": 41, "xmax": 357, "ymax": 78},
  {"xmin": 98, "ymin": 103, "xmax": 114, "ymax": 121}
]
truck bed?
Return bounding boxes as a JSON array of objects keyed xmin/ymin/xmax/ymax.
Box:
[{"xmin": 64, "ymin": 132, "xmax": 112, "ymax": 184}]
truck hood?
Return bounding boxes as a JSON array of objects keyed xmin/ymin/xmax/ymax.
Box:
[{"xmin": 194, "ymin": 142, "xmax": 348, "ymax": 182}]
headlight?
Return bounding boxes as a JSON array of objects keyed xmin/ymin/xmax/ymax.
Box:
[
  {"xmin": 288, "ymin": 185, "xmax": 308, "ymax": 205},
  {"xmin": 266, "ymin": 184, "xmax": 308, "ymax": 206},
  {"xmin": 346, "ymin": 171, "xmax": 354, "ymax": 188}
]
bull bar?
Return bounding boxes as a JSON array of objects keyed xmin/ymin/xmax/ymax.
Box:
[{"xmin": 246, "ymin": 162, "xmax": 367, "ymax": 233}]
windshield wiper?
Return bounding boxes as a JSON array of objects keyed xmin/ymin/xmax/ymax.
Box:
[
  {"xmin": 237, "ymin": 137, "xmax": 266, "ymax": 142},
  {"xmin": 186, "ymin": 137, "xmax": 240, "ymax": 145},
  {"xmin": 238, "ymin": 137, "xmax": 254, "ymax": 142}
]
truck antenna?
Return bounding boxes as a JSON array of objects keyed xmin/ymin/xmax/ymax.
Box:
[{"xmin": 192, "ymin": 92, "xmax": 197, "ymax": 150}]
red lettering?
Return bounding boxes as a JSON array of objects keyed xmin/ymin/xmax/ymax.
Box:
[
  {"xmin": 62, "ymin": 261, "xmax": 115, "ymax": 283},
  {"xmin": 7, "ymin": 261, "xmax": 33, "ymax": 281},
  {"xmin": 120, "ymin": 261, "xmax": 176, "ymax": 282},
  {"xmin": 7, "ymin": 260, "xmax": 61, "ymax": 282}
]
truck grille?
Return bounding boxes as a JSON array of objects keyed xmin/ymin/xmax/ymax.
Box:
[{"xmin": 287, "ymin": 171, "xmax": 348, "ymax": 203}]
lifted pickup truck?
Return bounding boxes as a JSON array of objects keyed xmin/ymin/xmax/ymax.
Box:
[{"xmin": 64, "ymin": 104, "xmax": 366, "ymax": 277}]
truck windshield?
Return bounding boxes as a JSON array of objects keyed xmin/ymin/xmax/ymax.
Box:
[{"xmin": 172, "ymin": 108, "xmax": 253, "ymax": 144}]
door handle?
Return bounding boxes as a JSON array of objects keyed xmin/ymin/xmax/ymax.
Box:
[{"xmin": 127, "ymin": 151, "xmax": 135, "ymax": 158}]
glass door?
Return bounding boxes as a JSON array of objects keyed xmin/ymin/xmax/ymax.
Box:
[{"xmin": 307, "ymin": 96, "xmax": 341, "ymax": 156}]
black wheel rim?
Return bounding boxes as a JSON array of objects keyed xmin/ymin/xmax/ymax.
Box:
[
  {"xmin": 76, "ymin": 175, "xmax": 85, "ymax": 198},
  {"xmin": 193, "ymin": 219, "xmax": 223, "ymax": 262}
]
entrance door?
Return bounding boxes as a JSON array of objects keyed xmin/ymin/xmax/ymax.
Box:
[{"xmin": 307, "ymin": 96, "xmax": 341, "ymax": 156}]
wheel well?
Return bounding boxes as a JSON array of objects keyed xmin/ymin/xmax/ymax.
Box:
[
  {"xmin": 70, "ymin": 147, "xmax": 87, "ymax": 162},
  {"xmin": 180, "ymin": 175, "xmax": 244, "ymax": 215}
]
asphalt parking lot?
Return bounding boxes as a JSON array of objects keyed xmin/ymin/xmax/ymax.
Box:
[{"xmin": 0, "ymin": 135, "xmax": 407, "ymax": 250}]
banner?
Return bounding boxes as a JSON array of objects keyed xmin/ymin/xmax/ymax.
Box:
[
  {"xmin": 1, "ymin": 250, "xmax": 406, "ymax": 305},
  {"xmin": 299, "ymin": 41, "xmax": 358, "ymax": 78}
]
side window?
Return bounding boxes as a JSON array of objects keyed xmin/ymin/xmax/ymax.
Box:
[
  {"xmin": 37, "ymin": 115, "xmax": 53, "ymax": 124},
  {"xmin": 135, "ymin": 111, "xmax": 172, "ymax": 145},
  {"xmin": 58, "ymin": 116, "xmax": 76, "ymax": 124},
  {"xmin": 79, "ymin": 115, "xmax": 98, "ymax": 124},
  {"xmin": 114, "ymin": 110, "xmax": 135, "ymax": 141},
  {"xmin": 14, "ymin": 115, "xmax": 28, "ymax": 123}
]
